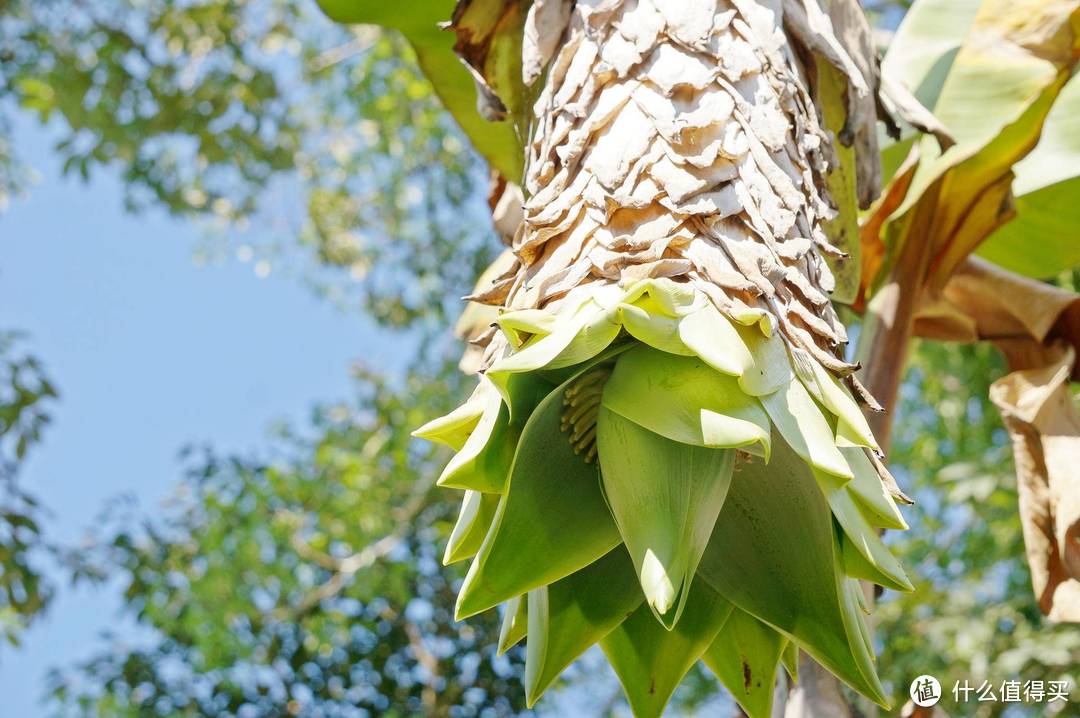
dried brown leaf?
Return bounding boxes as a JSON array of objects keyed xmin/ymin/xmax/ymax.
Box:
[{"xmin": 914, "ymin": 257, "xmax": 1080, "ymax": 621}]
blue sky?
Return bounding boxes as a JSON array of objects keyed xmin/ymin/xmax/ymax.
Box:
[{"xmin": 0, "ymin": 115, "xmax": 402, "ymax": 714}]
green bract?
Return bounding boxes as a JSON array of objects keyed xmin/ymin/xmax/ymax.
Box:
[{"xmin": 415, "ymin": 277, "xmax": 910, "ymax": 717}]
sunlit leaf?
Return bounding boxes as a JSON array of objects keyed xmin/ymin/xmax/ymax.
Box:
[
  {"xmin": 702, "ymin": 608, "xmax": 788, "ymax": 718},
  {"xmin": 596, "ymin": 407, "xmax": 735, "ymax": 627},
  {"xmin": 978, "ymin": 75, "xmax": 1080, "ymax": 278},
  {"xmin": 881, "ymin": 0, "xmax": 981, "ymax": 112},
  {"xmin": 524, "ymin": 546, "xmax": 642, "ymax": 705},
  {"xmin": 601, "ymin": 579, "xmax": 733, "ymax": 718},
  {"xmin": 698, "ymin": 437, "xmax": 888, "ymax": 707}
]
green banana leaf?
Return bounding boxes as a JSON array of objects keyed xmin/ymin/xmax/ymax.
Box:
[
  {"xmin": 600, "ymin": 345, "xmax": 770, "ymax": 456},
  {"xmin": 444, "ymin": 489, "xmax": 501, "ymax": 564},
  {"xmin": 455, "ymin": 361, "xmax": 622, "ymax": 619},
  {"xmin": 782, "ymin": 642, "xmax": 800, "ymax": 682},
  {"xmin": 524, "ymin": 547, "xmax": 643, "ymax": 705},
  {"xmin": 596, "ymin": 407, "xmax": 736, "ymax": 628},
  {"xmin": 702, "ymin": 608, "xmax": 788, "ymax": 718},
  {"xmin": 883, "ymin": 0, "xmax": 1080, "ymax": 280},
  {"xmin": 315, "ymin": 0, "xmax": 523, "ymax": 179},
  {"xmin": 697, "ymin": 435, "xmax": 888, "ymax": 707},
  {"xmin": 601, "ymin": 579, "xmax": 734, "ymax": 718},
  {"xmin": 498, "ymin": 595, "xmax": 527, "ymax": 654}
]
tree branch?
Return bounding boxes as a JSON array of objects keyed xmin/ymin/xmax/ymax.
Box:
[{"xmin": 285, "ymin": 475, "xmax": 437, "ymax": 618}]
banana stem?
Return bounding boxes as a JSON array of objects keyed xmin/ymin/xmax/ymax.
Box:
[{"xmin": 854, "ymin": 232, "xmax": 937, "ymax": 452}]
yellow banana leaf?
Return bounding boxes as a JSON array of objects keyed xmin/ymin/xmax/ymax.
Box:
[
  {"xmin": 978, "ymin": 74, "xmax": 1080, "ymax": 277},
  {"xmin": 865, "ymin": 0, "xmax": 1080, "ymax": 299}
]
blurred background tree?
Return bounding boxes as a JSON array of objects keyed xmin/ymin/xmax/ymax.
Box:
[
  {"xmin": 0, "ymin": 0, "xmax": 1075, "ymax": 716},
  {"xmin": 0, "ymin": 0, "xmax": 490, "ymax": 654},
  {"xmin": 45, "ymin": 365, "xmax": 526, "ymax": 717},
  {"xmin": 1, "ymin": 2, "xmax": 513, "ymax": 712},
  {"xmin": 1, "ymin": 0, "xmax": 495, "ymax": 328},
  {"xmin": 0, "ymin": 333, "xmax": 58, "ymax": 646}
]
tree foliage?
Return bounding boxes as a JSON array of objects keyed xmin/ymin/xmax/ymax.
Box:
[
  {"xmin": 0, "ymin": 333, "xmax": 58, "ymax": 646},
  {"xmin": 47, "ymin": 366, "xmax": 527, "ymax": 717},
  {"xmin": 1, "ymin": 0, "xmax": 495, "ymax": 328}
]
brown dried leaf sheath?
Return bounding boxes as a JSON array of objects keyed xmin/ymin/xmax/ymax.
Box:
[
  {"xmin": 456, "ymin": 0, "xmax": 879, "ymax": 392},
  {"xmin": 915, "ymin": 257, "xmax": 1080, "ymax": 621}
]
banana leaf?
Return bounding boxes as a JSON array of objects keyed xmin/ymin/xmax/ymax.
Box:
[
  {"xmin": 456, "ymin": 359, "xmax": 622, "ymax": 619},
  {"xmin": 601, "ymin": 579, "xmax": 734, "ymax": 718},
  {"xmin": 978, "ymin": 74, "xmax": 1080, "ymax": 278},
  {"xmin": 315, "ymin": 0, "xmax": 523, "ymax": 178},
  {"xmin": 596, "ymin": 407, "xmax": 736, "ymax": 628},
  {"xmin": 697, "ymin": 435, "xmax": 888, "ymax": 707},
  {"xmin": 866, "ymin": 0, "xmax": 1080, "ymax": 296}
]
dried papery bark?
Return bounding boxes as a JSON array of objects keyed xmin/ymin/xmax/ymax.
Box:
[
  {"xmin": 455, "ymin": 175, "xmax": 523, "ymax": 375},
  {"xmin": 457, "ymin": 0, "xmax": 884, "ymax": 407},
  {"xmin": 915, "ymin": 256, "xmax": 1080, "ymax": 621}
]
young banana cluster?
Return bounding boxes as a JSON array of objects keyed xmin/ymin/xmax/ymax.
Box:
[{"xmin": 417, "ymin": 1, "xmax": 911, "ymax": 715}]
